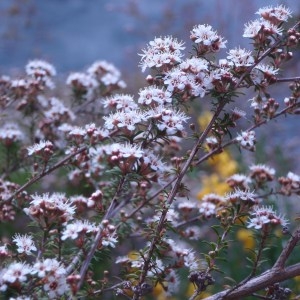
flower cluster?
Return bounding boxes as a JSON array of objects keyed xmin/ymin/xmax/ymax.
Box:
[
  {"xmin": 0, "ymin": 4, "xmax": 299, "ymax": 300},
  {"xmin": 243, "ymin": 5, "xmax": 292, "ymax": 47},
  {"xmin": 139, "ymin": 36, "xmax": 185, "ymax": 72},
  {"xmin": 190, "ymin": 24, "xmax": 227, "ymax": 54},
  {"xmin": 247, "ymin": 205, "xmax": 288, "ymax": 230},
  {"xmin": 67, "ymin": 60, "xmax": 126, "ymax": 100},
  {"xmin": 24, "ymin": 193, "xmax": 75, "ymax": 226}
]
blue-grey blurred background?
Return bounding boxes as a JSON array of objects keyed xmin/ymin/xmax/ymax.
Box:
[
  {"xmin": 1, "ymin": 0, "xmax": 299, "ymax": 170},
  {"xmin": 0, "ymin": 0, "xmax": 299, "ymax": 76}
]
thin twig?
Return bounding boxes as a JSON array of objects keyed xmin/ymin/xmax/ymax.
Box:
[
  {"xmin": 76, "ymin": 176, "xmax": 126, "ymax": 291},
  {"xmin": 276, "ymin": 76, "xmax": 300, "ymax": 82},
  {"xmin": 132, "ymin": 99, "xmax": 228, "ymax": 299},
  {"xmin": 204, "ymin": 262, "xmax": 300, "ymax": 299},
  {"xmin": 205, "ymin": 227, "xmax": 300, "ymax": 300},
  {"xmin": 273, "ymin": 228, "xmax": 300, "ymax": 270},
  {"xmin": 8, "ymin": 146, "xmax": 87, "ymax": 202}
]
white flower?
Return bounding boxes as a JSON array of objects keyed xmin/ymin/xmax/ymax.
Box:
[
  {"xmin": 148, "ymin": 208, "xmax": 179, "ymax": 226},
  {"xmin": 87, "ymin": 60, "xmax": 126, "ymax": 88},
  {"xmin": 184, "ymin": 226, "xmax": 202, "ymax": 240},
  {"xmin": 180, "ymin": 57, "xmax": 209, "ymax": 74},
  {"xmin": 232, "ymin": 107, "xmax": 246, "ymax": 119},
  {"xmin": 287, "ymin": 172, "xmax": 300, "ymax": 184},
  {"xmin": 206, "ymin": 136, "xmax": 219, "ymax": 150},
  {"xmin": 247, "ymin": 215, "xmax": 270, "ymax": 229},
  {"xmin": 202, "ymin": 193, "xmax": 225, "ymax": 204},
  {"xmin": 227, "ymin": 48, "xmax": 254, "ymax": 67},
  {"xmin": 61, "ymin": 220, "xmax": 97, "ymax": 240},
  {"xmin": 139, "ymin": 36, "xmax": 185, "ymax": 72},
  {"xmin": 0, "ymin": 244, "xmax": 9, "ymax": 257},
  {"xmin": 225, "ymin": 189, "xmax": 257, "ymax": 204},
  {"xmin": 247, "ymin": 205, "xmax": 288, "ymax": 229},
  {"xmin": 147, "ymin": 105, "xmax": 190, "ymax": 135},
  {"xmin": 94, "ymin": 143, "xmax": 144, "ymax": 160},
  {"xmin": 44, "ymin": 97, "xmax": 75, "ymax": 121},
  {"xmin": 32, "ymin": 258, "xmax": 67, "ymax": 295},
  {"xmin": 250, "ymin": 164, "xmax": 275, "ymax": 182},
  {"xmin": 121, "ymin": 143, "xmax": 144, "ymax": 158},
  {"xmin": 0, "ymin": 123, "xmax": 25, "ymax": 144},
  {"xmin": 24, "ymin": 193, "xmax": 75, "ymax": 224},
  {"xmin": 170, "ymin": 58, "xmax": 213, "ymax": 97},
  {"xmin": 58, "ymin": 123, "xmax": 75, "ymax": 133},
  {"xmin": 44, "ymin": 275, "xmax": 69, "ymax": 299},
  {"xmin": 10, "ymin": 78, "xmax": 28, "ymax": 89},
  {"xmin": 148, "ymin": 36, "xmax": 185, "ymax": 52},
  {"xmin": 184, "ymin": 72, "xmax": 213, "ymax": 97},
  {"xmin": 2, "ymin": 262, "xmax": 32, "ymax": 283},
  {"xmin": 164, "ymin": 67, "xmax": 187, "ymax": 92},
  {"xmin": 25, "ymin": 60, "xmax": 56, "ymax": 77},
  {"xmin": 255, "ymin": 63, "xmax": 279, "ymax": 76},
  {"xmin": 251, "ymin": 64, "xmax": 279, "ymax": 85},
  {"xmin": 256, "ymin": 5, "xmax": 292, "ymax": 24},
  {"xmin": 103, "ymin": 109, "xmax": 147, "ymax": 132},
  {"xmin": 66, "ymin": 72, "xmax": 98, "ymax": 99},
  {"xmin": 84, "ymin": 123, "xmax": 109, "ymax": 141},
  {"xmin": 102, "ymin": 234, "xmax": 118, "ymax": 248},
  {"xmin": 165, "ymin": 269, "xmax": 180, "ymax": 296},
  {"xmin": 102, "ymin": 94, "xmax": 138, "ymax": 111},
  {"xmin": 177, "ymin": 201, "xmax": 197, "ymax": 212},
  {"xmin": 138, "ymin": 86, "xmax": 172, "ymax": 106},
  {"xmin": 236, "ymin": 130, "xmax": 256, "ymax": 151},
  {"xmin": 139, "ymin": 150, "xmax": 169, "ymax": 183},
  {"xmin": 27, "ymin": 140, "xmax": 53, "ymax": 156},
  {"xmin": 25, "ymin": 60, "xmax": 56, "ymax": 89},
  {"xmin": 9, "ymin": 296, "xmax": 32, "ymax": 300},
  {"xmin": 115, "ymin": 256, "xmax": 130, "ymax": 264},
  {"xmin": 243, "ymin": 19, "xmax": 283, "ymax": 38},
  {"xmin": 70, "ymin": 195, "xmax": 94, "ymax": 208},
  {"xmin": 13, "ymin": 234, "xmax": 37, "ymax": 255},
  {"xmin": 199, "ymin": 202, "xmax": 216, "ymax": 217},
  {"xmin": 68, "ymin": 126, "xmax": 86, "ymax": 137},
  {"xmin": 183, "ymin": 250, "xmax": 199, "ymax": 271},
  {"xmin": 190, "ymin": 24, "xmax": 227, "ymax": 52},
  {"xmin": 226, "ymin": 174, "xmax": 251, "ymax": 189},
  {"xmin": 32, "ymin": 259, "xmax": 58, "ymax": 278}
]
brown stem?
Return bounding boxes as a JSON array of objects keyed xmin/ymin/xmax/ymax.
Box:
[
  {"xmin": 76, "ymin": 176, "xmax": 126, "ymax": 291},
  {"xmin": 132, "ymin": 99, "xmax": 227, "ymax": 300},
  {"xmin": 8, "ymin": 146, "xmax": 87, "ymax": 202},
  {"xmin": 276, "ymin": 76, "xmax": 300, "ymax": 83},
  {"xmin": 273, "ymin": 228, "xmax": 300, "ymax": 270},
  {"xmin": 204, "ymin": 262, "xmax": 300, "ymax": 300},
  {"xmin": 204, "ymin": 228, "xmax": 300, "ymax": 299},
  {"xmin": 249, "ymin": 227, "xmax": 270, "ymax": 278}
]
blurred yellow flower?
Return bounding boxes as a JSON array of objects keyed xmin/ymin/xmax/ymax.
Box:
[
  {"xmin": 236, "ymin": 228, "xmax": 255, "ymax": 250},
  {"xmin": 197, "ymin": 174, "xmax": 230, "ymax": 199},
  {"xmin": 198, "ymin": 111, "xmax": 213, "ymax": 131},
  {"xmin": 208, "ymin": 151, "xmax": 238, "ymax": 178},
  {"xmin": 128, "ymin": 251, "xmax": 139, "ymax": 260},
  {"xmin": 187, "ymin": 282, "xmax": 211, "ymax": 299},
  {"xmin": 153, "ymin": 283, "xmax": 168, "ymax": 300},
  {"xmin": 197, "ymin": 110, "xmax": 238, "ymax": 200}
]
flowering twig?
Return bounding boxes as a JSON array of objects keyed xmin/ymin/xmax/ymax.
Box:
[
  {"xmin": 8, "ymin": 146, "xmax": 87, "ymax": 202},
  {"xmin": 76, "ymin": 175, "xmax": 127, "ymax": 291},
  {"xmin": 195, "ymin": 100, "xmax": 300, "ymax": 167},
  {"xmin": 133, "ymin": 99, "xmax": 227, "ymax": 299}
]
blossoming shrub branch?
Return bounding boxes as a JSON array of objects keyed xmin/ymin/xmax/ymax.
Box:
[{"xmin": 0, "ymin": 5, "xmax": 299, "ymax": 300}]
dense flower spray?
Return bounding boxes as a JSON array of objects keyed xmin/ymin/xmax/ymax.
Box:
[{"xmin": 0, "ymin": 4, "xmax": 299, "ymax": 300}]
